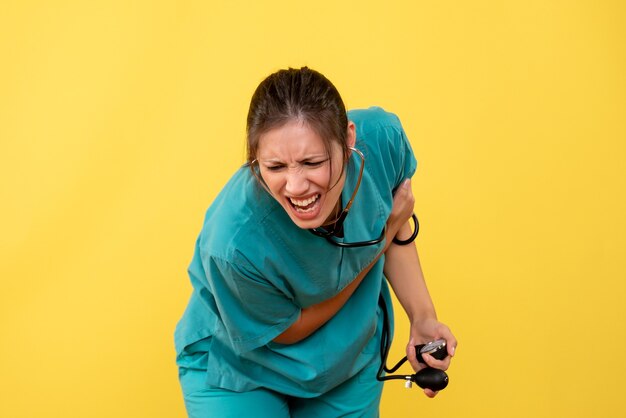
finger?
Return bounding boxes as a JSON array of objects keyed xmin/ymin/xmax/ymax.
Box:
[
  {"xmin": 398, "ymin": 180, "xmax": 413, "ymax": 201},
  {"xmin": 431, "ymin": 325, "xmax": 456, "ymax": 358},
  {"xmin": 439, "ymin": 328, "xmax": 458, "ymax": 358},
  {"xmin": 422, "ymin": 353, "xmax": 450, "ymax": 371},
  {"xmin": 424, "ymin": 389, "xmax": 438, "ymax": 398},
  {"xmin": 404, "ymin": 179, "xmax": 414, "ymax": 198},
  {"xmin": 406, "ymin": 344, "xmax": 422, "ymax": 372},
  {"xmin": 394, "ymin": 179, "xmax": 411, "ymax": 197},
  {"xmin": 448, "ymin": 339, "xmax": 457, "ymax": 358}
]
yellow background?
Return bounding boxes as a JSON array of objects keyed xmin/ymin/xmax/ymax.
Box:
[{"xmin": 1, "ymin": 1, "xmax": 625, "ymax": 417}]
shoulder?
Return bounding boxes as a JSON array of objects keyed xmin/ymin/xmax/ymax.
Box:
[
  {"xmin": 348, "ymin": 106, "xmax": 410, "ymax": 158},
  {"xmin": 347, "ymin": 106, "xmax": 417, "ymax": 191},
  {"xmin": 347, "ymin": 106, "xmax": 409, "ymax": 160},
  {"xmin": 348, "ymin": 106, "xmax": 404, "ymax": 136}
]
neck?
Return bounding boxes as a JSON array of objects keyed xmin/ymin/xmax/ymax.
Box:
[{"xmin": 322, "ymin": 196, "xmax": 343, "ymax": 228}]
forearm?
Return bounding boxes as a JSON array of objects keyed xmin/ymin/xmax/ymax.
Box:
[{"xmin": 383, "ymin": 221, "xmax": 437, "ymax": 323}]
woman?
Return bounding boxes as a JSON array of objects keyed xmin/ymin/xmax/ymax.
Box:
[{"xmin": 175, "ymin": 67, "xmax": 457, "ymax": 417}]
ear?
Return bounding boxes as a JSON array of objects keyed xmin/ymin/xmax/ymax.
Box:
[{"xmin": 346, "ymin": 121, "xmax": 356, "ymax": 149}]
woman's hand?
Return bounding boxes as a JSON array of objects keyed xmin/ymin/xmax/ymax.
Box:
[
  {"xmin": 406, "ymin": 319, "xmax": 458, "ymax": 398},
  {"xmin": 385, "ymin": 179, "xmax": 415, "ymax": 246}
]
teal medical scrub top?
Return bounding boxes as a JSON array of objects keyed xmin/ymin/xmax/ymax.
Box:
[{"xmin": 175, "ymin": 107, "xmax": 417, "ymax": 397}]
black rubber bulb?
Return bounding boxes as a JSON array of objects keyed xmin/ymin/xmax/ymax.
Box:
[{"xmin": 412, "ymin": 368, "xmax": 449, "ymax": 391}]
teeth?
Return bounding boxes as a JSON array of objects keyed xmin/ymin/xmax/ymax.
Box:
[{"xmin": 289, "ymin": 194, "xmax": 319, "ymax": 207}]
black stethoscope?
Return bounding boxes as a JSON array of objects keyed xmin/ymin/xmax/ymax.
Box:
[
  {"xmin": 308, "ymin": 147, "xmax": 419, "ymax": 247},
  {"xmin": 307, "ymin": 148, "xmax": 448, "ymax": 391}
]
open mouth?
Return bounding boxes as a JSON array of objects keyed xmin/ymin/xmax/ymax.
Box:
[{"xmin": 289, "ymin": 194, "xmax": 320, "ymax": 213}]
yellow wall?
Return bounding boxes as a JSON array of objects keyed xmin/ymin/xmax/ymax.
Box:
[{"xmin": 1, "ymin": 1, "xmax": 625, "ymax": 417}]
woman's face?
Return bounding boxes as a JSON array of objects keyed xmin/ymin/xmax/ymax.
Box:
[{"xmin": 257, "ymin": 120, "xmax": 355, "ymax": 230}]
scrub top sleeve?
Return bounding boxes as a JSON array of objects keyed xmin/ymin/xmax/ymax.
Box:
[
  {"xmin": 204, "ymin": 255, "xmax": 301, "ymax": 354},
  {"xmin": 391, "ymin": 118, "xmax": 418, "ymax": 189}
]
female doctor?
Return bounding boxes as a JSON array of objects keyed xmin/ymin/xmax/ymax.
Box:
[{"xmin": 175, "ymin": 67, "xmax": 457, "ymax": 417}]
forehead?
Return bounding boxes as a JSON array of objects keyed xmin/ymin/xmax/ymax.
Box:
[{"xmin": 257, "ymin": 120, "xmax": 337, "ymax": 160}]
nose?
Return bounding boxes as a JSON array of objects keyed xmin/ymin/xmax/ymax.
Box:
[{"xmin": 285, "ymin": 169, "xmax": 308, "ymax": 196}]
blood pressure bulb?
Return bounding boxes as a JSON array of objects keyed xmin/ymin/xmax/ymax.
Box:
[{"xmin": 412, "ymin": 368, "xmax": 449, "ymax": 391}]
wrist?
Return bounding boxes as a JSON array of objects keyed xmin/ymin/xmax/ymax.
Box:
[
  {"xmin": 394, "ymin": 222, "xmax": 414, "ymax": 241},
  {"xmin": 409, "ymin": 311, "xmax": 438, "ymax": 326}
]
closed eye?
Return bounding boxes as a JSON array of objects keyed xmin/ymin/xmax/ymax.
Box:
[
  {"xmin": 265, "ymin": 164, "xmax": 285, "ymax": 171},
  {"xmin": 304, "ymin": 159, "xmax": 328, "ymax": 168},
  {"xmin": 262, "ymin": 158, "xmax": 328, "ymax": 171}
]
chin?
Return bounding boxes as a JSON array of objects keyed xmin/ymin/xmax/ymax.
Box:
[{"xmin": 285, "ymin": 211, "xmax": 325, "ymax": 230}]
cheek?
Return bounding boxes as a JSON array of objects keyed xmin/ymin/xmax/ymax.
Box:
[
  {"xmin": 310, "ymin": 169, "xmax": 332, "ymax": 190},
  {"xmin": 260, "ymin": 172, "xmax": 283, "ymax": 194},
  {"xmin": 326, "ymin": 161, "xmax": 345, "ymax": 190},
  {"xmin": 331, "ymin": 154, "xmax": 346, "ymax": 180}
]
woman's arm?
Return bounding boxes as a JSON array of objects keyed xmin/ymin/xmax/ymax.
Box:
[
  {"xmin": 384, "ymin": 218, "xmax": 458, "ymax": 398},
  {"xmin": 273, "ymin": 179, "xmax": 416, "ymax": 345},
  {"xmin": 383, "ymin": 222, "xmax": 437, "ymax": 325}
]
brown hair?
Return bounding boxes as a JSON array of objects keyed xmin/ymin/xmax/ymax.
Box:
[{"xmin": 246, "ymin": 67, "xmax": 350, "ymax": 182}]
